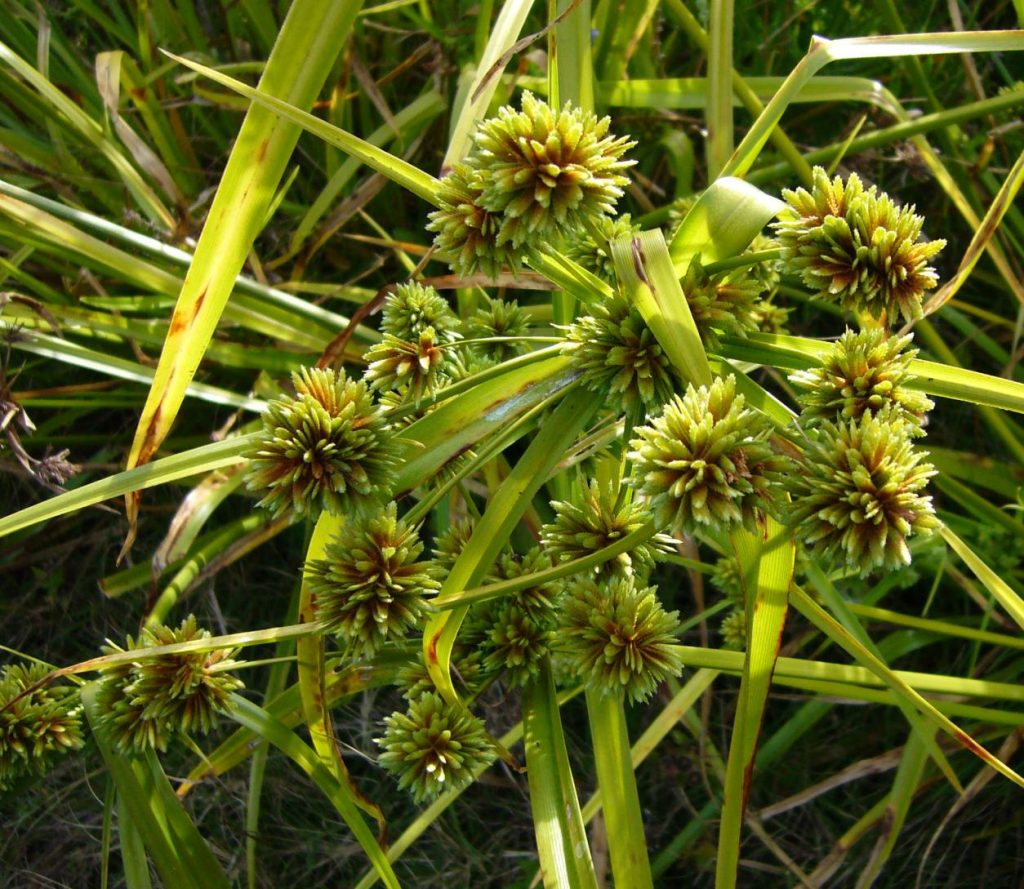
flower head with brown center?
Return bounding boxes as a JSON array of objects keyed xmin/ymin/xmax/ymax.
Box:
[
  {"xmin": 629, "ymin": 375, "xmax": 790, "ymax": 533},
  {"xmin": 472, "ymin": 91, "xmax": 636, "ymax": 248},
  {"xmin": 376, "ymin": 692, "xmax": 495, "ymax": 803},
  {"xmin": 774, "ymin": 167, "xmax": 945, "ymax": 323},
  {"xmin": 0, "ymin": 663, "xmax": 84, "ymax": 788},
  {"xmin": 246, "ymin": 367, "xmax": 397, "ymax": 519},
  {"xmin": 558, "ymin": 575, "xmax": 683, "ymax": 702},
  {"xmin": 381, "ymin": 282, "xmax": 460, "ymax": 343},
  {"xmin": 790, "ymin": 327, "xmax": 933, "ymax": 430},
  {"xmin": 791, "ymin": 413, "xmax": 938, "ymax": 570},
  {"xmin": 306, "ymin": 503, "xmax": 438, "ymax": 657}
]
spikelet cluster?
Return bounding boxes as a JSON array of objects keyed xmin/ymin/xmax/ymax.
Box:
[
  {"xmin": 629, "ymin": 376, "xmax": 790, "ymax": 533},
  {"xmin": 790, "ymin": 414, "xmax": 938, "ymax": 570},
  {"xmin": 542, "ymin": 480, "xmax": 674, "ymax": 579},
  {"xmin": 428, "ymin": 92, "xmax": 635, "ymax": 276},
  {"xmin": 558, "ymin": 575, "xmax": 683, "ymax": 702},
  {"xmin": 246, "ymin": 367, "xmax": 397, "ymax": 519},
  {"xmin": 305, "ymin": 503, "xmax": 438, "ymax": 658},
  {"xmin": 774, "ymin": 167, "xmax": 945, "ymax": 322},
  {"xmin": 94, "ymin": 616, "xmax": 242, "ymax": 753},
  {"xmin": 462, "ymin": 296, "xmax": 531, "ymax": 363},
  {"xmin": 564, "ymin": 213, "xmax": 640, "ymax": 283},
  {"xmin": 790, "ymin": 327, "xmax": 933, "ymax": 431},
  {"xmin": 0, "ymin": 663, "xmax": 83, "ymax": 788},
  {"xmin": 680, "ymin": 257, "xmax": 762, "ymax": 346},
  {"xmin": 563, "ymin": 294, "xmax": 678, "ymax": 413},
  {"xmin": 376, "ymin": 692, "xmax": 495, "ymax": 803}
]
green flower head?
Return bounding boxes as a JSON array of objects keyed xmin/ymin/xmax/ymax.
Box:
[
  {"xmin": 381, "ymin": 282, "xmax": 459, "ymax": 343},
  {"xmin": 558, "ymin": 575, "xmax": 683, "ymax": 702},
  {"xmin": 542, "ymin": 479, "xmax": 674, "ymax": 580},
  {"xmin": 427, "ymin": 162, "xmax": 522, "ymax": 278},
  {"xmin": 94, "ymin": 616, "xmax": 243, "ymax": 753},
  {"xmin": 791, "ymin": 413, "xmax": 938, "ymax": 570},
  {"xmin": 790, "ymin": 327, "xmax": 934, "ymax": 430},
  {"xmin": 0, "ymin": 663, "xmax": 84, "ymax": 789},
  {"xmin": 376, "ymin": 692, "xmax": 496, "ymax": 803},
  {"xmin": 629, "ymin": 375, "xmax": 790, "ymax": 533},
  {"xmin": 482, "ymin": 603, "xmax": 553, "ymax": 687},
  {"xmin": 564, "ymin": 213, "xmax": 641, "ymax": 283},
  {"xmin": 775, "ymin": 167, "xmax": 945, "ymax": 323},
  {"xmin": 563, "ymin": 294, "xmax": 678, "ymax": 414},
  {"xmin": 680, "ymin": 256, "xmax": 761, "ymax": 346},
  {"xmin": 246, "ymin": 367, "xmax": 398, "ymax": 519},
  {"xmin": 472, "ymin": 91, "xmax": 636, "ymax": 248},
  {"xmin": 305, "ymin": 503, "xmax": 438, "ymax": 657},
  {"xmin": 364, "ymin": 327, "xmax": 449, "ymax": 397},
  {"xmin": 462, "ymin": 296, "xmax": 531, "ymax": 364},
  {"xmin": 720, "ymin": 608, "xmax": 747, "ymax": 651}
]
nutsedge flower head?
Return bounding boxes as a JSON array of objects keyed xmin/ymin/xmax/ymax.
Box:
[
  {"xmin": 563, "ymin": 294, "xmax": 678, "ymax": 414},
  {"xmin": 94, "ymin": 616, "xmax": 243, "ymax": 753},
  {"xmin": 774, "ymin": 167, "xmax": 945, "ymax": 323},
  {"xmin": 564, "ymin": 213, "xmax": 640, "ymax": 283},
  {"xmin": 495, "ymin": 548, "xmax": 562, "ymax": 620},
  {"xmin": 720, "ymin": 609, "xmax": 747, "ymax": 650},
  {"xmin": 306, "ymin": 503, "xmax": 438, "ymax": 658},
  {"xmin": 680, "ymin": 256, "xmax": 761, "ymax": 346},
  {"xmin": 246, "ymin": 367, "xmax": 397, "ymax": 519},
  {"xmin": 0, "ymin": 663, "xmax": 84, "ymax": 788},
  {"xmin": 542, "ymin": 480, "xmax": 674, "ymax": 580},
  {"xmin": 629, "ymin": 375, "xmax": 790, "ymax": 534},
  {"xmin": 381, "ymin": 282, "xmax": 459, "ymax": 343},
  {"xmin": 427, "ymin": 162, "xmax": 520, "ymax": 278},
  {"xmin": 791, "ymin": 414, "xmax": 938, "ymax": 570},
  {"xmin": 558, "ymin": 575, "xmax": 683, "ymax": 702},
  {"xmin": 364, "ymin": 327, "xmax": 449, "ymax": 397},
  {"xmin": 482, "ymin": 603, "xmax": 552, "ymax": 687},
  {"xmin": 790, "ymin": 327, "xmax": 933, "ymax": 430},
  {"xmin": 471, "ymin": 91, "xmax": 636, "ymax": 248},
  {"xmin": 462, "ymin": 296, "xmax": 531, "ymax": 364},
  {"xmin": 376, "ymin": 692, "xmax": 496, "ymax": 803}
]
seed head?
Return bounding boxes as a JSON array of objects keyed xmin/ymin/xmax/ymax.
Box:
[
  {"xmin": 542, "ymin": 480, "xmax": 674, "ymax": 580},
  {"xmin": 774, "ymin": 167, "xmax": 945, "ymax": 323},
  {"xmin": 246, "ymin": 367, "xmax": 397, "ymax": 519},
  {"xmin": 0, "ymin": 663, "xmax": 84, "ymax": 789},
  {"xmin": 462, "ymin": 296, "xmax": 531, "ymax": 363},
  {"xmin": 629, "ymin": 376, "xmax": 790, "ymax": 533},
  {"xmin": 558, "ymin": 575, "xmax": 683, "ymax": 702},
  {"xmin": 790, "ymin": 327, "xmax": 933, "ymax": 430},
  {"xmin": 563, "ymin": 294, "xmax": 678, "ymax": 413},
  {"xmin": 720, "ymin": 609, "xmax": 747, "ymax": 650},
  {"xmin": 791, "ymin": 414, "xmax": 938, "ymax": 570},
  {"xmin": 364, "ymin": 327, "xmax": 449, "ymax": 397},
  {"xmin": 94, "ymin": 616, "xmax": 243, "ymax": 753},
  {"xmin": 381, "ymin": 282, "xmax": 460, "ymax": 343},
  {"xmin": 564, "ymin": 214, "xmax": 640, "ymax": 283},
  {"xmin": 376, "ymin": 692, "xmax": 495, "ymax": 803},
  {"xmin": 306, "ymin": 503, "xmax": 438, "ymax": 657},
  {"xmin": 472, "ymin": 91, "xmax": 636, "ymax": 248},
  {"xmin": 482, "ymin": 603, "xmax": 553, "ymax": 687},
  {"xmin": 680, "ymin": 256, "xmax": 761, "ymax": 346}
]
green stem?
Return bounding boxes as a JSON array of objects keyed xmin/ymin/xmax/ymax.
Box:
[
  {"xmin": 523, "ymin": 659, "xmax": 599, "ymax": 889},
  {"xmin": 585, "ymin": 687, "xmax": 654, "ymax": 889},
  {"xmin": 706, "ymin": 0, "xmax": 735, "ymax": 180}
]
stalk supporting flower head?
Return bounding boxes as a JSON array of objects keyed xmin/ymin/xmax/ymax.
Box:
[
  {"xmin": 774, "ymin": 167, "xmax": 945, "ymax": 323},
  {"xmin": 791, "ymin": 327, "xmax": 934, "ymax": 430},
  {"xmin": 376, "ymin": 692, "xmax": 496, "ymax": 803},
  {"xmin": 245, "ymin": 367, "xmax": 397, "ymax": 519},
  {"xmin": 559, "ymin": 575, "xmax": 683, "ymax": 702},
  {"xmin": 791, "ymin": 414, "xmax": 938, "ymax": 570},
  {"xmin": 305, "ymin": 502, "xmax": 438, "ymax": 657},
  {"xmin": 629, "ymin": 375, "xmax": 789, "ymax": 533}
]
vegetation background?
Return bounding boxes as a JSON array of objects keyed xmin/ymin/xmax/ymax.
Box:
[{"xmin": 1, "ymin": 1, "xmax": 1023, "ymax": 887}]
